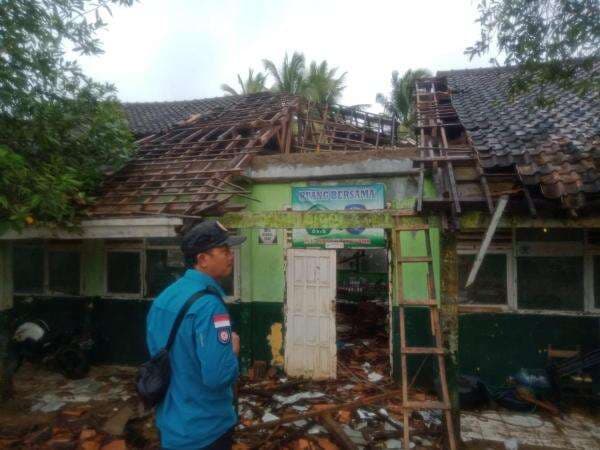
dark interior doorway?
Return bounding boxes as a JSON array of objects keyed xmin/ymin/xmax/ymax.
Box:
[{"xmin": 335, "ymin": 248, "xmax": 390, "ymax": 380}]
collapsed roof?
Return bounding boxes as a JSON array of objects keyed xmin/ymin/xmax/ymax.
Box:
[
  {"xmin": 439, "ymin": 65, "xmax": 600, "ymax": 213},
  {"xmin": 90, "ymin": 92, "xmax": 411, "ymax": 218},
  {"xmin": 412, "ymin": 65, "xmax": 599, "ymax": 226}
]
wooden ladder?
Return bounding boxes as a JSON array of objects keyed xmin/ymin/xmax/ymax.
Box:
[{"xmin": 393, "ymin": 220, "xmax": 457, "ymax": 450}]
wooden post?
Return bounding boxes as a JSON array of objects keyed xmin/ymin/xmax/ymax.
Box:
[{"xmin": 440, "ymin": 231, "xmax": 461, "ymax": 441}]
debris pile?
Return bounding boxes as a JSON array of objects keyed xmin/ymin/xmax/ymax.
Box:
[
  {"xmin": 1, "ymin": 362, "xmax": 447, "ymax": 449},
  {"xmin": 336, "ymin": 299, "xmax": 390, "ymax": 387},
  {"xmin": 235, "ymin": 374, "xmax": 444, "ymax": 449},
  {"xmin": 0, "ymin": 364, "xmax": 157, "ymax": 450}
]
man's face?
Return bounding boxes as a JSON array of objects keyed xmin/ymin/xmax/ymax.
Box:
[{"xmin": 196, "ymin": 245, "xmax": 234, "ymax": 280}]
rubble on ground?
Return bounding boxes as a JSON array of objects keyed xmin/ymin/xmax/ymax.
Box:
[
  {"xmin": 235, "ymin": 338, "xmax": 444, "ymax": 450},
  {"xmin": 1, "ymin": 352, "xmax": 448, "ymax": 449},
  {"xmin": 0, "ymin": 365, "xmax": 157, "ymax": 450}
]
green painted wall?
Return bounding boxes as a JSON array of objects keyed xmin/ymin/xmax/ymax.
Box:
[
  {"xmin": 394, "ymin": 227, "xmax": 441, "ymax": 307},
  {"xmin": 238, "ymin": 183, "xmax": 292, "ymax": 303},
  {"xmin": 459, "ymin": 313, "xmax": 600, "ymax": 387},
  {"xmin": 391, "ymin": 305, "xmax": 436, "ymax": 383},
  {"xmin": 8, "ymin": 295, "xmax": 281, "ymax": 372},
  {"xmin": 236, "ymin": 176, "xmax": 433, "ymax": 372},
  {"xmin": 240, "ymin": 177, "xmax": 422, "ymax": 304},
  {"xmin": 0, "ymin": 241, "xmax": 12, "ymax": 311}
]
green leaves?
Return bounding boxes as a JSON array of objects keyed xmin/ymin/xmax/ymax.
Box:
[
  {"xmin": 263, "ymin": 52, "xmax": 307, "ymax": 96},
  {"xmin": 0, "ymin": 1, "xmax": 135, "ymax": 230},
  {"xmin": 467, "ymin": 0, "xmax": 600, "ymax": 100},
  {"xmin": 221, "ymin": 68, "xmax": 268, "ymax": 95},
  {"xmin": 262, "ymin": 52, "xmax": 347, "ymax": 105},
  {"xmin": 223, "ymin": 52, "xmax": 347, "ymax": 106},
  {"xmin": 376, "ymin": 68, "xmax": 432, "ymax": 130},
  {"xmin": 305, "ymin": 60, "xmax": 347, "ymax": 106}
]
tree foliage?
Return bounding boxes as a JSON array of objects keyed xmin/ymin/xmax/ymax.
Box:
[
  {"xmin": 466, "ymin": 0, "xmax": 600, "ymax": 99},
  {"xmin": 261, "ymin": 52, "xmax": 347, "ymax": 105},
  {"xmin": 263, "ymin": 52, "xmax": 307, "ymax": 96},
  {"xmin": 220, "ymin": 69, "xmax": 267, "ymax": 95},
  {"xmin": 376, "ymin": 68, "xmax": 432, "ymax": 129},
  {"xmin": 305, "ymin": 60, "xmax": 347, "ymax": 105},
  {"xmin": 0, "ymin": 0, "xmax": 136, "ymax": 231},
  {"xmin": 223, "ymin": 53, "xmax": 347, "ymax": 105}
]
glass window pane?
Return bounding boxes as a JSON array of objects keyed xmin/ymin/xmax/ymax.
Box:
[
  {"xmin": 517, "ymin": 257, "xmax": 583, "ymax": 310},
  {"xmin": 146, "ymin": 249, "xmax": 185, "ymax": 298},
  {"xmin": 48, "ymin": 251, "xmax": 80, "ymax": 295},
  {"xmin": 458, "ymin": 254, "xmax": 507, "ymax": 304},
  {"xmin": 13, "ymin": 246, "xmax": 44, "ymax": 293},
  {"xmin": 107, "ymin": 251, "xmax": 141, "ymax": 294}
]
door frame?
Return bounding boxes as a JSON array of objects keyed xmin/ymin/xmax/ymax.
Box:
[{"xmin": 284, "ymin": 248, "xmax": 337, "ymax": 379}]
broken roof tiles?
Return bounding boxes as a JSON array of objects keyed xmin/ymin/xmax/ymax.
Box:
[
  {"xmin": 439, "ymin": 65, "xmax": 600, "ymax": 212},
  {"xmin": 89, "ymin": 92, "xmax": 298, "ymax": 218},
  {"xmin": 121, "ymin": 96, "xmax": 240, "ymax": 137}
]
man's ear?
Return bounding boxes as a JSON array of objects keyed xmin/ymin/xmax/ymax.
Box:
[{"xmin": 195, "ymin": 252, "xmax": 205, "ymax": 269}]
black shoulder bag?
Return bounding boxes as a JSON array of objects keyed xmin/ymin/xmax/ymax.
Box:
[{"xmin": 137, "ymin": 287, "xmax": 217, "ymax": 409}]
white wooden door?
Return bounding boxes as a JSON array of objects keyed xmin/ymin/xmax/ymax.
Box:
[{"xmin": 285, "ymin": 249, "xmax": 337, "ymax": 379}]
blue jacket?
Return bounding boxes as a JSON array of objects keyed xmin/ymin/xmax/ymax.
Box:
[{"xmin": 146, "ymin": 269, "xmax": 239, "ymax": 449}]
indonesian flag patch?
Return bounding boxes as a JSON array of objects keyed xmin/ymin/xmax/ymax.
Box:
[
  {"xmin": 213, "ymin": 314, "xmax": 232, "ymax": 345},
  {"xmin": 213, "ymin": 314, "xmax": 231, "ymax": 328}
]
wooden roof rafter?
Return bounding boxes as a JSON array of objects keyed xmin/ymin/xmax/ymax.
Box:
[
  {"xmin": 89, "ymin": 92, "xmax": 298, "ymax": 218},
  {"xmin": 90, "ymin": 92, "xmax": 418, "ymax": 220}
]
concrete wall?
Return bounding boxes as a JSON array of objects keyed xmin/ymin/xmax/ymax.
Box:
[
  {"xmin": 4, "ymin": 161, "xmax": 596, "ymax": 387},
  {"xmin": 460, "ymin": 313, "xmax": 600, "ymax": 387},
  {"xmin": 236, "ymin": 174, "xmax": 435, "ymax": 375}
]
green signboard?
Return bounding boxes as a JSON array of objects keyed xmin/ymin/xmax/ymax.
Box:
[{"xmin": 292, "ymin": 184, "xmax": 386, "ymax": 248}]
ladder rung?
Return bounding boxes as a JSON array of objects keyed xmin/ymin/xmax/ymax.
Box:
[
  {"xmin": 399, "ymin": 300, "xmax": 437, "ymax": 306},
  {"xmin": 402, "ymin": 346, "xmax": 444, "ymax": 355},
  {"xmin": 404, "ymin": 401, "xmax": 450, "ymax": 410},
  {"xmin": 397, "ymin": 256, "xmax": 432, "ymax": 263}
]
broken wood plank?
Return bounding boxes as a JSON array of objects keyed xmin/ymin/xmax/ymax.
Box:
[
  {"xmin": 465, "ymin": 194, "xmax": 509, "ymax": 287},
  {"xmin": 320, "ymin": 413, "xmax": 358, "ymax": 450},
  {"xmin": 515, "ymin": 387, "xmax": 560, "ymax": 416}
]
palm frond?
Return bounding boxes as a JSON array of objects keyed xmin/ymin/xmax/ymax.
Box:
[
  {"xmin": 304, "ymin": 59, "xmax": 346, "ymax": 105},
  {"xmin": 263, "ymin": 58, "xmax": 283, "ymax": 90},
  {"xmin": 221, "ymin": 83, "xmax": 239, "ymax": 96}
]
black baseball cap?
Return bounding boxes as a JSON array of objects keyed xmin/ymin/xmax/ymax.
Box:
[{"xmin": 181, "ymin": 220, "xmax": 246, "ymax": 257}]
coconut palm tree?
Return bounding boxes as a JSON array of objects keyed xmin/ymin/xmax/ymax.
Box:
[
  {"xmin": 262, "ymin": 52, "xmax": 307, "ymax": 96},
  {"xmin": 304, "ymin": 60, "xmax": 347, "ymax": 105},
  {"xmin": 220, "ymin": 68, "xmax": 267, "ymax": 96},
  {"xmin": 376, "ymin": 68, "xmax": 431, "ymax": 127}
]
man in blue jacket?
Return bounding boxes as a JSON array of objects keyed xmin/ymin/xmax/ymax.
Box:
[{"xmin": 147, "ymin": 220, "xmax": 245, "ymax": 450}]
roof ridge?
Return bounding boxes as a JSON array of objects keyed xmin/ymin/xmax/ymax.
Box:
[
  {"xmin": 120, "ymin": 91, "xmax": 276, "ymax": 106},
  {"xmin": 436, "ymin": 65, "xmax": 518, "ymax": 76}
]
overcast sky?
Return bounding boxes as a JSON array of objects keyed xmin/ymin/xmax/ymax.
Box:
[{"xmin": 79, "ymin": 0, "xmax": 493, "ymax": 109}]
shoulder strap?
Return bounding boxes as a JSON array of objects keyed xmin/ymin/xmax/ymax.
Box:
[{"xmin": 165, "ymin": 286, "xmax": 220, "ymax": 351}]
